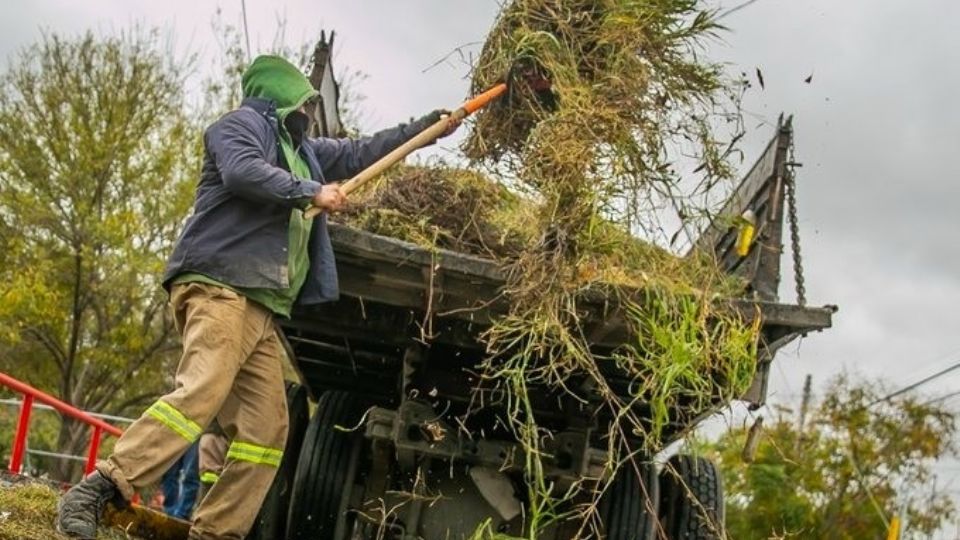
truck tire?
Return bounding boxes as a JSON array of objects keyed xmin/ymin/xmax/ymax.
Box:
[
  {"xmin": 599, "ymin": 461, "xmax": 659, "ymax": 540},
  {"xmin": 286, "ymin": 390, "xmax": 367, "ymax": 540},
  {"xmin": 658, "ymin": 454, "xmax": 724, "ymax": 540},
  {"xmin": 246, "ymin": 382, "xmax": 310, "ymax": 540}
]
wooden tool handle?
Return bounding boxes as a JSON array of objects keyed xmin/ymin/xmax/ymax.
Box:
[
  {"xmin": 303, "ymin": 83, "xmax": 508, "ymax": 219},
  {"xmin": 302, "ymin": 116, "xmax": 450, "ymax": 219},
  {"xmin": 342, "ymin": 116, "xmax": 452, "ymax": 196}
]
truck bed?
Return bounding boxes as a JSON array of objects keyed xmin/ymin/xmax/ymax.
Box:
[{"xmin": 281, "ymin": 223, "xmax": 834, "ymax": 417}]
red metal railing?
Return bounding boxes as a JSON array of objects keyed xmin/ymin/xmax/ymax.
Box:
[{"xmin": 0, "ymin": 372, "xmax": 123, "ymax": 476}]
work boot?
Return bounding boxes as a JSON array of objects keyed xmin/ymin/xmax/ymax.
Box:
[{"xmin": 56, "ymin": 470, "xmax": 122, "ymax": 539}]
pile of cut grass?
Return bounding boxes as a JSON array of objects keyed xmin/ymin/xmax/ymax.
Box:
[
  {"xmin": 0, "ymin": 480, "xmax": 128, "ymax": 540},
  {"xmin": 337, "ymin": 164, "xmax": 535, "ymax": 259}
]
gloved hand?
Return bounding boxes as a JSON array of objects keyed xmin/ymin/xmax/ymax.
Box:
[{"xmin": 420, "ymin": 109, "xmax": 461, "ymax": 139}]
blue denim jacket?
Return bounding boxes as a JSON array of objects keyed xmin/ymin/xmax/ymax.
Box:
[{"xmin": 163, "ymin": 97, "xmax": 435, "ymax": 305}]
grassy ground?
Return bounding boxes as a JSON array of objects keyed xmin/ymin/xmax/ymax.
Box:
[{"xmin": 0, "ymin": 477, "xmax": 129, "ymax": 540}]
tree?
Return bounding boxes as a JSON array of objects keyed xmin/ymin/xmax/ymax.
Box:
[
  {"xmin": 0, "ymin": 31, "xmax": 197, "ymax": 479},
  {"xmin": 703, "ymin": 375, "xmax": 957, "ymax": 539}
]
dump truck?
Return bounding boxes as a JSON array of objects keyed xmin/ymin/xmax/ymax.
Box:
[{"xmin": 237, "ymin": 38, "xmax": 836, "ymax": 540}]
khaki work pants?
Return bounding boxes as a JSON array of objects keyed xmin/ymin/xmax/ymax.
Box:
[{"xmin": 98, "ymin": 283, "xmax": 289, "ymax": 540}]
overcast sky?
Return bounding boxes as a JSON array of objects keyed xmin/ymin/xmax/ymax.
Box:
[{"xmin": 4, "ymin": 0, "xmax": 960, "ymax": 528}]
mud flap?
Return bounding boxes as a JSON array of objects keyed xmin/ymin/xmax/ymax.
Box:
[{"xmin": 469, "ymin": 466, "xmax": 522, "ymax": 522}]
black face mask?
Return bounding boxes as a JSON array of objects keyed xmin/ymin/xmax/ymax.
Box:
[{"xmin": 284, "ymin": 110, "xmax": 310, "ymax": 146}]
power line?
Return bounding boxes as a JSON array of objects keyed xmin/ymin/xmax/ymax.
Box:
[
  {"xmin": 718, "ymin": 0, "xmax": 764, "ymax": 21},
  {"xmin": 923, "ymin": 389, "xmax": 960, "ymax": 407},
  {"xmin": 905, "ymin": 345, "xmax": 960, "ymax": 381},
  {"xmin": 871, "ymin": 359, "xmax": 960, "ymax": 407}
]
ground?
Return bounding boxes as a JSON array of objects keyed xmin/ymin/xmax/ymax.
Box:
[{"xmin": 0, "ymin": 473, "xmax": 129, "ymax": 540}]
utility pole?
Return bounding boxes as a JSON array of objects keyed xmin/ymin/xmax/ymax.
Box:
[{"xmin": 796, "ymin": 374, "xmax": 812, "ymax": 452}]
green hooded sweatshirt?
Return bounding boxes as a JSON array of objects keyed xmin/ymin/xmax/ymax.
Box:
[
  {"xmin": 241, "ymin": 55, "xmax": 319, "ymax": 122},
  {"xmin": 174, "ymin": 55, "xmax": 319, "ymax": 317}
]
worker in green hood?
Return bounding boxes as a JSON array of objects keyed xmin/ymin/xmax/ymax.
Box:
[
  {"xmin": 58, "ymin": 53, "xmax": 459, "ymax": 540},
  {"xmin": 242, "ymin": 55, "xmax": 318, "ymax": 147},
  {"xmin": 242, "ymin": 55, "xmax": 318, "ymax": 116}
]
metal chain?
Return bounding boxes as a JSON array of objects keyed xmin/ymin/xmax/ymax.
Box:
[{"xmin": 785, "ymin": 140, "xmax": 807, "ymax": 306}]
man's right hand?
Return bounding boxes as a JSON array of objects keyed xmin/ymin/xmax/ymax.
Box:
[{"xmin": 312, "ymin": 184, "xmax": 346, "ymax": 212}]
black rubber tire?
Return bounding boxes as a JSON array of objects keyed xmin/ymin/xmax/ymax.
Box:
[
  {"xmin": 599, "ymin": 460, "xmax": 659, "ymax": 540},
  {"xmin": 246, "ymin": 382, "xmax": 310, "ymax": 540},
  {"xmin": 285, "ymin": 390, "xmax": 367, "ymax": 540},
  {"xmin": 658, "ymin": 454, "xmax": 724, "ymax": 540}
]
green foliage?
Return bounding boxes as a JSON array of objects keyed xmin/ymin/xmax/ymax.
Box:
[
  {"xmin": 704, "ymin": 375, "xmax": 957, "ymax": 539},
  {"xmin": 617, "ymin": 293, "xmax": 758, "ymax": 445},
  {"xmin": 0, "ymin": 31, "xmax": 197, "ymax": 477}
]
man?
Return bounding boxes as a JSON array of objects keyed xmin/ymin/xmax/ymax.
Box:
[
  {"xmin": 160, "ymin": 441, "xmax": 200, "ymax": 520},
  {"xmin": 57, "ymin": 54, "xmax": 458, "ymax": 539}
]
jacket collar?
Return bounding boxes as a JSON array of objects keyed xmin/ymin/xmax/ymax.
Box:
[{"xmin": 241, "ymin": 97, "xmax": 277, "ymax": 118}]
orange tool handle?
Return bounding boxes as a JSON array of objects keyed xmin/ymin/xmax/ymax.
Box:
[
  {"xmin": 462, "ymin": 83, "xmax": 507, "ymax": 115},
  {"xmin": 304, "ymin": 83, "xmax": 508, "ymax": 219}
]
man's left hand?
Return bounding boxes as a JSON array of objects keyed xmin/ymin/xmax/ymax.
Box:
[
  {"xmin": 437, "ymin": 109, "xmax": 461, "ymax": 138},
  {"xmin": 423, "ymin": 109, "xmax": 460, "ymax": 139}
]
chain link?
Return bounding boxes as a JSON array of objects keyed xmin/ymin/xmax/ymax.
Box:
[{"xmin": 785, "ymin": 139, "xmax": 806, "ymax": 306}]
